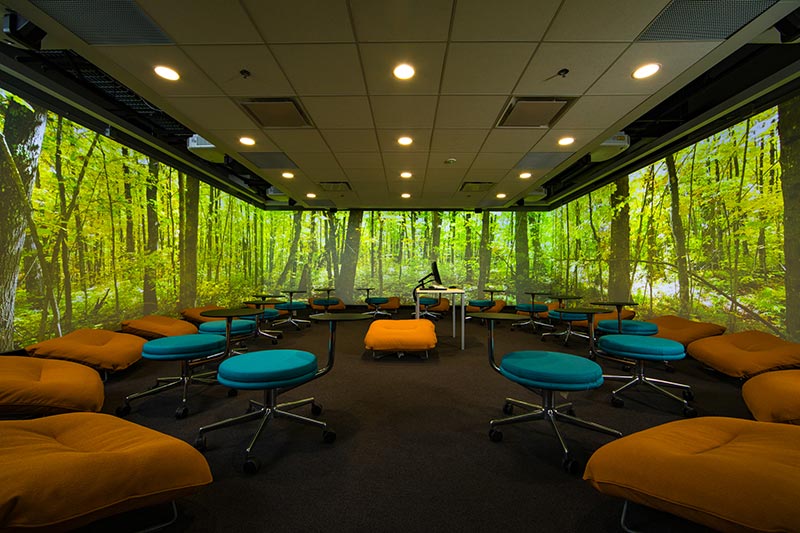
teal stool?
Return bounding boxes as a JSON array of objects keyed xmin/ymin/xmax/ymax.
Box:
[
  {"xmin": 597, "ymin": 319, "xmax": 658, "ymax": 335},
  {"xmin": 241, "ymin": 307, "xmax": 281, "ymax": 343},
  {"xmin": 542, "ymin": 310, "xmax": 590, "ymax": 345},
  {"xmin": 418, "ymin": 297, "xmax": 441, "ymax": 320},
  {"xmin": 198, "ymin": 319, "xmax": 256, "ymax": 337},
  {"xmin": 489, "ymin": 350, "xmax": 622, "ymax": 473},
  {"xmin": 365, "ymin": 296, "xmax": 391, "ymax": 318},
  {"xmin": 195, "ymin": 349, "xmax": 335, "ymax": 474},
  {"xmin": 512, "ymin": 302, "xmax": 550, "ymax": 331},
  {"xmin": 598, "ymin": 334, "xmax": 696, "ymax": 417},
  {"xmin": 274, "ymin": 301, "xmax": 310, "ymax": 330},
  {"xmin": 116, "ymin": 333, "xmax": 227, "ymax": 419}
]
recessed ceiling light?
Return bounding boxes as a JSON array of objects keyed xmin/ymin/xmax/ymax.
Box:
[
  {"xmin": 397, "ymin": 136, "xmax": 413, "ymax": 146},
  {"xmin": 519, "ymin": 172, "xmax": 532, "ymax": 179},
  {"xmin": 496, "ymin": 193, "xmax": 507, "ymax": 199},
  {"xmin": 281, "ymin": 172, "xmax": 294, "ymax": 179},
  {"xmin": 632, "ymin": 63, "xmax": 661, "ymax": 79},
  {"xmin": 154, "ymin": 65, "xmax": 180, "ymax": 81},
  {"xmin": 401, "ymin": 193, "xmax": 411, "ymax": 199},
  {"xmin": 239, "ymin": 136, "xmax": 255, "ymax": 146},
  {"xmin": 306, "ymin": 193, "xmax": 316, "ymax": 198},
  {"xmin": 393, "ymin": 63, "xmax": 415, "ymax": 80},
  {"xmin": 558, "ymin": 136, "xmax": 575, "ymax": 146},
  {"xmin": 400, "ymin": 171, "xmax": 413, "ymax": 178}
]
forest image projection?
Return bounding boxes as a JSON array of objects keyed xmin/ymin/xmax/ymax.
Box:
[{"xmin": 2, "ymin": 88, "xmax": 799, "ymax": 351}]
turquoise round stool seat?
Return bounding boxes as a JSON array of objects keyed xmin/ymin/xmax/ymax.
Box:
[
  {"xmin": 275, "ymin": 301, "xmax": 307, "ymax": 311},
  {"xmin": 198, "ymin": 319, "xmax": 256, "ymax": 336},
  {"xmin": 598, "ymin": 334, "xmax": 684, "ymax": 361},
  {"xmin": 366, "ymin": 297, "xmax": 389, "ymax": 305},
  {"xmin": 548, "ymin": 310, "xmax": 588, "ymax": 321},
  {"xmin": 142, "ymin": 334, "xmax": 225, "ymax": 361},
  {"xmin": 313, "ymin": 298, "xmax": 340, "ymax": 308},
  {"xmin": 517, "ymin": 303, "xmax": 549, "ymax": 313},
  {"xmin": 419, "ymin": 297, "xmax": 439, "ymax": 306},
  {"xmin": 469, "ymin": 299, "xmax": 494, "ymax": 308},
  {"xmin": 597, "ymin": 319, "xmax": 658, "ymax": 335},
  {"xmin": 500, "ymin": 350, "xmax": 604, "ymax": 390},
  {"xmin": 217, "ymin": 350, "xmax": 318, "ymax": 390},
  {"xmin": 241, "ymin": 308, "xmax": 280, "ymax": 321}
]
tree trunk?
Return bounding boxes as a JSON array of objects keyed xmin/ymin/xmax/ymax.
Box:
[
  {"xmin": 431, "ymin": 211, "xmax": 441, "ymax": 262},
  {"xmin": 779, "ymin": 94, "xmax": 800, "ymax": 341},
  {"xmin": 179, "ymin": 173, "xmax": 199, "ymax": 310},
  {"xmin": 608, "ymin": 175, "xmax": 631, "ymax": 300},
  {"xmin": 278, "ymin": 210, "xmax": 304, "ymax": 287},
  {"xmin": 337, "ymin": 209, "xmax": 364, "ymax": 303},
  {"xmin": 0, "ymin": 100, "xmax": 47, "ymax": 350},
  {"xmin": 478, "ymin": 211, "xmax": 491, "ymax": 292},
  {"xmin": 143, "ymin": 158, "xmax": 159, "ymax": 314},
  {"xmin": 666, "ymin": 154, "xmax": 690, "ymax": 315},
  {"xmin": 514, "ymin": 211, "xmax": 529, "ymax": 303},
  {"xmin": 121, "ymin": 147, "xmax": 135, "ymax": 254},
  {"xmin": 54, "ymin": 116, "xmax": 73, "ymax": 330},
  {"xmin": 465, "ymin": 213, "xmax": 474, "ymax": 282}
]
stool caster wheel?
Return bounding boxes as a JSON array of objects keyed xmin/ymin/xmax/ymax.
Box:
[
  {"xmin": 115, "ymin": 404, "xmax": 131, "ymax": 417},
  {"xmin": 322, "ymin": 430, "xmax": 336, "ymax": 444},
  {"xmin": 502, "ymin": 402, "xmax": 513, "ymax": 415},
  {"xmin": 311, "ymin": 402, "xmax": 323, "ymax": 416},
  {"xmin": 682, "ymin": 389, "xmax": 694, "ymax": 401},
  {"xmin": 611, "ymin": 396, "xmax": 625, "ymax": 408},
  {"xmin": 271, "ymin": 339, "xmax": 278, "ymax": 345},
  {"xmin": 489, "ymin": 428, "xmax": 503, "ymax": 442},
  {"xmin": 683, "ymin": 406, "xmax": 698, "ymax": 418},
  {"xmin": 194, "ymin": 435, "xmax": 206, "ymax": 451},
  {"xmin": 175, "ymin": 405, "xmax": 189, "ymax": 419},
  {"xmin": 243, "ymin": 456, "xmax": 261, "ymax": 474},
  {"xmin": 562, "ymin": 456, "xmax": 581, "ymax": 475},
  {"xmin": 228, "ymin": 388, "xmax": 238, "ymax": 397}
]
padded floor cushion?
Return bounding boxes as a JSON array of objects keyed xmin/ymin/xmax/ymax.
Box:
[
  {"xmin": 0, "ymin": 356, "xmax": 104, "ymax": 417},
  {"xmin": 364, "ymin": 319, "xmax": 437, "ymax": 352},
  {"xmin": 25, "ymin": 329, "xmax": 145, "ymax": 372},
  {"xmin": 584, "ymin": 416, "xmax": 800, "ymax": 532},
  {"xmin": 687, "ymin": 330, "xmax": 800, "ymax": 379},
  {"xmin": 651, "ymin": 315, "xmax": 725, "ymax": 346},
  {"xmin": 180, "ymin": 304, "xmax": 224, "ymax": 324},
  {"xmin": 121, "ymin": 314, "xmax": 198, "ymax": 339},
  {"xmin": 0, "ymin": 412, "xmax": 212, "ymax": 532},
  {"xmin": 742, "ymin": 369, "xmax": 800, "ymax": 424}
]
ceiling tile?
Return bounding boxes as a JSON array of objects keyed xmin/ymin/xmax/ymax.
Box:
[
  {"xmin": 461, "ymin": 169, "xmax": 504, "ymax": 182},
  {"xmin": 451, "ymin": 0, "xmax": 560, "ymax": 41},
  {"xmin": 427, "ymin": 152, "xmax": 476, "ymax": 169},
  {"xmin": 370, "ymin": 95, "xmax": 438, "ymax": 128},
  {"xmin": 442, "ymin": 43, "xmax": 536, "ymax": 94},
  {"xmin": 267, "ymin": 129, "xmax": 330, "ymax": 152},
  {"xmin": 350, "ymin": 0, "xmax": 453, "ymax": 42},
  {"xmin": 321, "ymin": 130, "xmax": 380, "ymax": 152},
  {"xmin": 270, "ymin": 44, "xmax": 366, "ymax": 95},
  {"xmin": 300, "ymin": 97, "xmax": 374, "ymax": 129},
  {"xmin": 285, "ymin": 152, "xmax": 340, "ymax": 168},
  {"xmin": 344, "ymin": 168, "xmax": 387, "ymax": 181},
  {"xmin": 532, "ymin": 128, "xmax": 607, "ymax": 153},
  {"xmin": 430, "ymin": 129, "xmax": 489, "ymax": 152},
  {"xmin": 555, "ymin": 95, "xmax": 649, "ymax": 130},
  {"xmin": 481, "ymin": 129, "xmax": 546, "ymax": 152},
  {"xmin": 544, "ymin": 0, "xmax": 672, "ymax": 42},
  {"xmin": 436, "ymin": 96, "xmax": 508, "ymax": 128},
  {"xmin": 165, "ymin": 97, "xmax": 254, "ymax": 129},
  {"xmin": 514, "ymin": 42, "xmax": 629, "ymax": 96},
  {"xmin": 376, "ymin": 129, "xmax": 432, "ymax": 152},
  {"xmin": 181, "ymin": 45, "xmax": 294, "ymax": 96},
  {"xmin": 471, "ymin": 152, "xmax": 525, "ymax": 169},
  {"xmin": 359, "ymin": 43, "xmax": 446, "ymax": 94},
  {"xmin": 304, "ymin": 167, "xmax": 347, "ymax": 180},
  {"xmin": 382, "ymin": 152, "xmax": 430, "ymax": 168},
  {"xmin": 207, "ymin": 129, "xmax": 280, "ymax": 152},
  {"xmin": 137, "ymin": 0, "xmax": 263, "ymax": 44},
  {"xmin": 243, "ymin": 0, "xmax": 354, "ymax": 43},
  {"xmin": 337, "ymin": 154, "xmax": 385, "ymax": 169},
  {"xmin": 425, "ymin": 168, "xmax": 468, "ymax": 183}
]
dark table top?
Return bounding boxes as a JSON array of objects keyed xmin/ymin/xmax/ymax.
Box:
[
  {"xmin": 200, "ymin": 307, "xmax": 264, "ymax": 318},
  {"xmin": 550, "ymin": 307, "xmax": 609, "ymax": 315},
  {"xmin": 468, "ymin": 312, "xmax": 521, "ymax": 321},
  {"xmin": 243, "ymin": 299, "xmax": 285, "ymax": 306},
  {"xmin": 590, "ymin": 301, "xmax": 639, "ymax": 307},
  {"xmin": 549, "ymin": 295, "xmax": 581, "ymax": 300},
  {"xmin": 309, "ymin": 313, "xmax": 371, "ymax": 322},
  {"xmin": 252, "ymin": 293, "xmax": 282, "ymax": 299}
]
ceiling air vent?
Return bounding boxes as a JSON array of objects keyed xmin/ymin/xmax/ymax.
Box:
[
  {"xmin": 319, "ymin": 181, "xmax": 351, "ymax": 192},
  {"xmin": 498, "ymin": 98, "xmax": 572, "ymax": 128},
  {"xmin": 240, "ymin": 98, "xmax": 312, "ymax": 128},
  {"xmin": 460, "ymin": 182, "xmax": 494, "ymax": 192}
]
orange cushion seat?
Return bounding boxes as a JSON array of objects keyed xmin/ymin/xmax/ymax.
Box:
[
  {"xmin": 742, "ymin": 369, "xmax": 800, "ymax": 424},
  {"xmin": 687, "ymin": 330, "xmax": 800, "ymax": 379},
  {"xmin": 25, "ymin": 329, "xmax": 145, "ymax": 372},
  {"xmin": 650, "ymin": 315, "xmax": 726, "ymax": 346},
  {"xmin": 364, "ymin": 319, "xmax": 437, "ymax": 352},
  {"xmin": 309, "ymin": 297, "xmax": 346, "ymax": 311},
  {"xmin": 121, "ymin": 314, "xmax": 198, "ymax": 339},
  {"xmin": 572, "ymin": 308, "xmax": 635, "ymax": 329},
  {"xmin": 0, "ymin": 412, "xmax": 212, "ymax": 532},
  {"xmin": 466, "ymin": 300, "xmax": 506, "ymax": 313},
  {"xmin": 180, "ymin": 304, "xmax": 225, "ymax": 324},
  {"xmin": 584, "ymin": 416, "xmax": 800, "ymax": 532},
  {"xmin": 0, "ymin": 356, "xmax": 104, "ymax": 417}
]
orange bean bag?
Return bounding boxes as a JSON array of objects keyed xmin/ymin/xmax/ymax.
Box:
[
  {"xmin": 651, "ymin": 315, "xmax": 726, "ymax": 346},
  {"xmin": 180, "ymin": 304, "xmax": 225, "ymax": 324},
  {"xmin": 364, "ymin": 319, "xmax": 437, "ymax": 356},
  {"xmin": 121, "ymin": 314, "xmax": 198, "ymax": 339},
  {"xmin": 584, "ymin": 416, "xmax": 800, "ymax": 532},
  {"xmin": 0, "ymin": 356, "xmax": 104, "ymax": 417},
  {"xmin": 309, "ymin": 297, "xmax": 346, "ymax": 311},
  {"xmin": 25, "ymin": 329, "xmax": 145, "ymax": 372},
  {"xmin": 466, "ymin": 300, "xmax": 506, "ymax": 313},
  {"xmin": 742, "ymin": 369, "xmax": 800, "ymax": 424},
  {"xmin": 571, "ymin": 308, "xmax": 635, "ymax": 329},
  {"xmin": 381, "ymin": 296, "xmax": 401, "ymax": 312},
  {"xmin": 0, "ymin": 412, "xmax": 212, "ymax": 532},
  {"xmin": 687, "ymin": 330, "xmax": 800, "ymax": 379},
  {"xmin": 427, "ymin": 297, "xmax": 450, "ymax": 313}
]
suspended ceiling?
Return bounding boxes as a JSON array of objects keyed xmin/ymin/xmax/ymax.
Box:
[{"xmin": 1, "ymin": 0, "xmax": 799, "ymax": 210}]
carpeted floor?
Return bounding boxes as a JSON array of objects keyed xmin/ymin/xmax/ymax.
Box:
[{"xmin": 88, "ymin": 310, "xmax": 748, "ymax": 532}]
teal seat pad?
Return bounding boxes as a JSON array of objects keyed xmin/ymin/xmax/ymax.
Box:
[
  {"xmin": 598, "ymin": 334, "xmax": 685, "ymax": 361},
  {"xmin": 275, "ymin": 301, "xmax": 308, "ymax": 310},
  {"xmin": 198, "ymin": 320, "xmax": 256, "ymax": 335},
  {"xmin": 517, "ymin": 303, "xmax": 548, "ymax": 313},
  {"xmin": 218, "ymin": 350, "xmax": 318, "ymax": 390},
  {"xmin": 419, "ymin": 297, "xmax": 439, "ymax": 306},
  {"xmin": 597, "ymin": 319, "xmax": 658, "ymax": 335},
  {"xmin": 366, "ymin": 297, "xmax": 389, "ymax": 305},
  {"xmin": 314, "ymin": 298, "xmax": 340, "ymax": 307},
  {"xmin": 241, "ymin": 308, "xmax": 280, "ymax": 321},
  {"xmin": 499, "ymin": 351, "xmax": 603, "ymax": 391},
  {"xmin": 469, "ymin": 299, "xmax": 494, "ymax": 307},
  {"xmin": 548, "ymin": 310, "xmax": 588, "ymax": 321},
  {"xmin": 142, "ymin": 334, "xmax": 225, "ymax": 360}
]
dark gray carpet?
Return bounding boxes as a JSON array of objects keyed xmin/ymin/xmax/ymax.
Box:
[{"xmin": 89, "ymin": 311, "xmax": 747, "ymax": 532}]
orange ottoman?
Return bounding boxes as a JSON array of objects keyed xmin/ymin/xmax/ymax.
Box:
[
  {"xmin": 742, "ymin": 369, "xmax": 800, "ymax": 424},
  {"xmin": 584, "ymin": 416, "xmax": 800, "ymax": 532},
  {"xmin": 364, "ymin": 319, "xmax": 437, "ymax": 359},
  {"xmin": 121, "ymin": 314, "xmax": 198, "ymax": 339},
  {"xmin": 0, "ymin": 356, "xmax": 104, "ymax": 417},
  {"xmin": 0, "ymin": 412, "xmax": 212, "ymax": 532},
  {"xmin": 651, "ymin": 315, "xmax": 726, "ymax": 346},
  {"xmin": 25, "ymin": 328, "xmax": 145, "ymax": 373},
  {"xmin": 687, "ymin": 330, "xmax": 800, "ymax": 379},
  {"xmin": 180, "ymin": 304, "xmax": 225, "ymax": 324}
]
